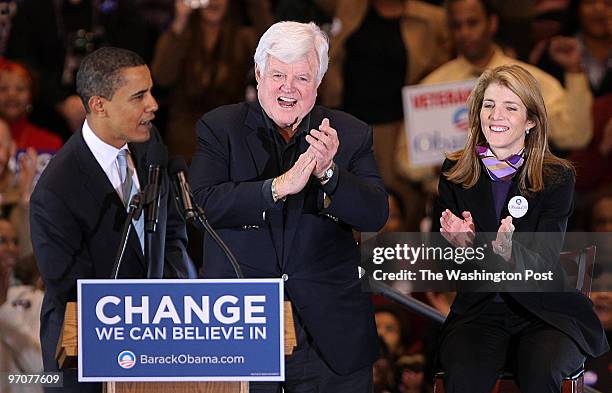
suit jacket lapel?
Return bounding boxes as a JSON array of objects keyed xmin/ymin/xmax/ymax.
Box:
[
  {"xmin": 501, "ymin": 180, "xmax": 519, "ymax": 220},
  {"xmin": 463, "ymin": 166, "xmax": 499, "ymax": 232},
  {"xmin": 75, "ymin": 130, "xmax": 146, "ymax": 269},
  {"xmin": 76, "ymin": 130, "xmax": 123, "ymax": 209},
  {"xmin": 243, "ymin": 103, "xmax": 284, "ymax": 266},
  {"xmin": 500, "ymin": 174, "xmax": 529, "ymax": 231},
  {"xmin": 245, "ymin": 102, "xmax": 273, "ymax": 176},
  {"xmin": 282, "ymin": 109, "xmax": 321, "ymax": 265}
]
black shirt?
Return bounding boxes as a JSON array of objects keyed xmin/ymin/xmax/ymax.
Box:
[
  {"xmin": 263, "ymin": 110, "xmax": 311, "ymax": 174},
  {"xmin": 259, "ymin": 108, "xmax": 339, "ymax": 209}
]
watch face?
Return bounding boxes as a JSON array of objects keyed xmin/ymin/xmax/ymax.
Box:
[{"xmin": 325, "ymin": 168, "xmax": 333, "ymax": 179}]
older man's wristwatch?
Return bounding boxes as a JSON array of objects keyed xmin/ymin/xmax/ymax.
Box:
[
  {"xmin": 317, "ymin": 162, "xmax": 336, "ymax": 183},
  {"xmin": 271, "ymin": 177, "xmax": 285, "ymax": 203}
]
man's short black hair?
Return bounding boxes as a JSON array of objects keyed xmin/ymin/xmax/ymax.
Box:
[{"xmin": 76, "ymin": 46, "xmax": 146, "ymax": 113}]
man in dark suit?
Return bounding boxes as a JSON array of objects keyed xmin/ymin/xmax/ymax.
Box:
[
  {"xmin": 30, "ymin": 47, "xmax": 196, "ymax": 393},
  {"xmin": 189, "ymin": 21, "xmax": 389, "ymax": 393}
]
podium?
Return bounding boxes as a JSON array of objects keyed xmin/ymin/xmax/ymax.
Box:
[
  {"xmin": 104, "ymin": 381, "xmax": 249, "ymax": 393},
  {"xmin": 57, "ymin": 285, "xmax": 296, "ymax": 393}
]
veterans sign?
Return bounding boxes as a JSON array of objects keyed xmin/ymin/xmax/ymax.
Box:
[
  {"xmin": 402, "ymin": 79, "xmax": 477, "ymax": 166},
  {"xmin": 78, "ymin": 279, "xmax": 284, "ymax": 382}
]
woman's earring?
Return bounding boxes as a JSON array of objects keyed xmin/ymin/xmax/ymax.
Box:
[{"xmin": 525, "ymin": 128, "xmax": 530, "ymax": 135}]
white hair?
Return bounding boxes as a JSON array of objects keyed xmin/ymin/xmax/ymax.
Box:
[{"xmin": 254, "ymin": 21, "xmax": 329, "ymax": 85}]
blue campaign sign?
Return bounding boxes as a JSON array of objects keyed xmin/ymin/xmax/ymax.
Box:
[{"xmin": 77, "ymin": 279, "xmax": 284, "ymax": 382}]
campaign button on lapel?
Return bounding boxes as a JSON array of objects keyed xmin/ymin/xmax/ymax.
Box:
[{"xmin": 508, "ymin": 196, "xmax": 528, "ymax": 218}]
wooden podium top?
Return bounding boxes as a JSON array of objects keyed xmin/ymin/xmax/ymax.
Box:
[{"xmin": 104, "ymin": 381, "xmax": 249, "ymax": 393}]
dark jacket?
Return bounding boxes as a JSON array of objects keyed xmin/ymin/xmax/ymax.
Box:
[
  {"xmin": 189, "ymin": 101, "xmax": 389, "ymax": 375},
  {"xmin": 433, "ymin": 159, "xmax": 609, "ymax": 358}
]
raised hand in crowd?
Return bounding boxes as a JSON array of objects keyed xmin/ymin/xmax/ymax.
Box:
[
  {"xmin": 548, "ymin": 36, "xmax": 583, "ymax": 73},
  {"xmin": 171, "ymin": 0, "xmax": 195, "ymax": 35},
  {"xmin": 17, "ymin": 147, "xmax": 37, "ymax": 204}
]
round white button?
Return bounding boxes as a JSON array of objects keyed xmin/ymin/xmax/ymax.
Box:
[
  {"xmin": 281, "ymin": 274, "xmax": 289, "ymax": 281},
  {"xmin": 508, "ymin": 196, "xmax": 528, "ymax": 218}
]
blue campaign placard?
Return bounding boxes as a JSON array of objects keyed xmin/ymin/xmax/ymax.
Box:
[{"xmin": 77, "ymin": 279, "xmax": 284, "ymax": 382}]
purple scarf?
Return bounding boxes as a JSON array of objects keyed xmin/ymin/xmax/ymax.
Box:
[{"xmin": 477, "ymin": 144, "xmax": 525, "ymax": 181}]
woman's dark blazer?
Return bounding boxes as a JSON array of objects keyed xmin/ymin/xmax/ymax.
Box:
[{"xmin": 432, "ymin": 159, "xmax": 609, "ymax": 358}]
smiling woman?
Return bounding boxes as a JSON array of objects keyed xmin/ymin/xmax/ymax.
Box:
[
  {"xmin": 0, "ymin": 60, "xmax": 63, "ymax": 151},
  {"xmin": 444, "ymin": 64, "xmax": 566, "ymax": 193},
  {"xmin": 480, "ymin": 83, "xmax": 535, "ymax": 160},
  {"xmin": 432, "ymin": 65, "xmax": 608, "ymax": 393}
]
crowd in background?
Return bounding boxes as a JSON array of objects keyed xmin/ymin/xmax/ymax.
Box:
[{"xmin": 0, "ymin": 1, "xmax": 609, "ymax": 392}]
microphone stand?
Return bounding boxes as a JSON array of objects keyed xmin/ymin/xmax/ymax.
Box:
[
  {"xmin": 110, "ymin": 192, "xmax": 144, "ymax": 279},
  {"xmin": 182, "ymin": 202, "xmax": 243, "ymax": 279},
  {"xmin": 142, "ymin": 181, "xmax": 163, "ymax": 279},
  {"xmin": 145, "ymin": 232, "xmax": 158, "ymax": 278},
  {"xmin": 368, "ymin": 278, "xmax": 446, "ymax": 324},
  {"xmin": 168, "ymin": 164, "xmax": 243, "ymax": 279}
]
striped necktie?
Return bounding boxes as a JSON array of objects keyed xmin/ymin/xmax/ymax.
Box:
[
  {"xmin": 117, "ymin": 149, "xmax": 133, "ymax": 206},
  {"xmin": 117, "ymin": 149, "xmax": 144, "ymax": 251}
]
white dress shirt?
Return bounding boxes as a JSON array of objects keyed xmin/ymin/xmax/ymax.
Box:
[{"xmin": 82, "ymin": 119, "xmax": 142, "ymax": 202}]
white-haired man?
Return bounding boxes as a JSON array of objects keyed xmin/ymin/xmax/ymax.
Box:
[{"xmin": 189, "ymin": 21, "xmax": 389, "ymax": 392}]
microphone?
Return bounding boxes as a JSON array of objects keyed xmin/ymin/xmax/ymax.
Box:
[
  {"xmin": 168, "ymin": 156, "xmax": 196, "ymax": 222},
  {"xmin": 144, "ymin": 143, "xmax": 168, "ymax": 233},
  {"xmin": 167, "ymin": 156, "xmax": 244, "ymax": 279},
  {"xmin": 128, "ymin": 191, "xmax": 144, "ymax": 220}
]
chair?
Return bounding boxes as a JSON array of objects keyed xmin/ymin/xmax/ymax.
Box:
[
  {"xmin": 433, "ymin": 369, "xmax": 585, "ymax": 393},
  {"xmin": 433, "ymin": 246, "xmax": 596, "ymax": 393},
  {"xmin": 559, "ymin": 246, "xmax": 596, "ymax": 297}
]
